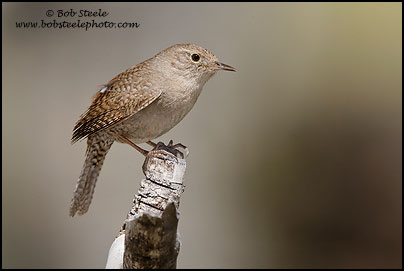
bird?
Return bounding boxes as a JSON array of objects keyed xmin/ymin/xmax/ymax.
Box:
[{"xmin": 69, "ymin": 43, "xmax": 235, "ymax": 217}]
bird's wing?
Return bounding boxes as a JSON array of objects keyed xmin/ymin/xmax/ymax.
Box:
[{"xmin": 71, "ymin": 75, "xmax": 161, "ymax": 144}]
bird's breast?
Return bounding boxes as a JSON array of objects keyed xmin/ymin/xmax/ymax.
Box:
[{"xmin": 113, "ymin": 84, "xmax": 203, "ymax": 143}]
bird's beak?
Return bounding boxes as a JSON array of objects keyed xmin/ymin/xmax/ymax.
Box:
[{"xmin": 215, "ymin": 62, "xmax": 236, "ymax": 72}]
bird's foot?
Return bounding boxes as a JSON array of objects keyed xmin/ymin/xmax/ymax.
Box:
[
  {"xmin": 142, "ymin": 141, "xmax": 188, "ymax": 175},
  {"xmin": 147, "ymin": 140, "xmax": 189, "ymax": 159}
]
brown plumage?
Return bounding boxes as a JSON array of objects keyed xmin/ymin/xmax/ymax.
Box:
[
  {"xmin": 70, "ymin": 44, "xmax": 235, "ymax": 216},
  {"xmin": 70, "ymin": 132, "xmax": 114, "ymax": 216},
  {"xmin": 71, "ymin": 65, "xmax": 162, "ymax": 144}
]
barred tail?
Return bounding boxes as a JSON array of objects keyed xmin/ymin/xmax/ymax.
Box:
[{"xmin": 69, "ymin": 134, "xmax": 114, "ymax": 217}]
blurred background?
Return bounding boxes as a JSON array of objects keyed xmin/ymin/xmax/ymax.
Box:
[{"xmin": 2, "ymin": 2, "xmax": 401, "ymax": 268}]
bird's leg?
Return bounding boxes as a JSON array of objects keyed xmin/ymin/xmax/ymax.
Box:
[
  {"xmin": 147, "ymin": 140, "xmax": 180, "ymax": 157},
  {"xmin": 146, "ymin": 140, "xmax": 157, "ymax": 148},
  {"xmin": 149, "ymin": 140, "xmax": 189, "ymax": 159},
  {"xmin": 118, "ymin": 135, "xmax": 148, "ymax": 156},
  {"xmin": 119, "ymin": 136, "xmax": 187, "ymax": 175},
  {"xmin": 120, "ymin": 136, "xmax": 188, "ymax": 158}
]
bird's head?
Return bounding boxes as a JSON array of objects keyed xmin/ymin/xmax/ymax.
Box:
[{"xmin": 155, "ymin": 43, "xmax": 235, "ymax": 86}]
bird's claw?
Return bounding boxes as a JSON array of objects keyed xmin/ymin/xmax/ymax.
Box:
[
  {"xmin": 153, "ymin": 140, "xmax": 188, "ymax": 159},
  {"xmin": 166, "ymin": 140, "xmax": 189, "ymax": 158},
  {"xmin": 142, "ymin": 141, "xmax": 188, "ymax": 175}
]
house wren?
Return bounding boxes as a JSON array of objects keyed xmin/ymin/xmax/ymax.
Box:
[{"xmin": 69, "ymin": 44, "xmax": 235, "ymax": 217}]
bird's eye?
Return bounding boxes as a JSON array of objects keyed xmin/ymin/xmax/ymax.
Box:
[{"xmin": 191, "ymin": 53, "xmax": 200, "ymax": 62}]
